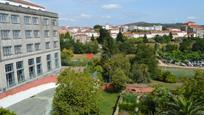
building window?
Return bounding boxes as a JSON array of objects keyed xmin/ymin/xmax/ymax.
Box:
[
  {"xmin": 35, "ymin": 43, "xmax": 41, "ymax": 51},
  {"xmin": 44, "ymin": 30, "xmax": 49, "ymax": 38},
  {"xmin": 5, "ymin": 64, "xmax": 15, "ymax": 87},
  {"xmin": 32, "ymin": 17, "xmax": 39, "ymax": 25},
  {"xmin": 33, "ymin": 30, "xmax": 40, "ymax": 38},
  {"xmin": 52, "ymin": 19, "xmax": 58, "ymax": 26},
  {"xmin": 28, "ymin": 59, "xmax": 36, "ymax": 79},
  {"xmin": 53, "ymin": 41, "xmax": 58, "ymax": 48},
  {"xmin": 0, "ymin": 13, "xmax": 9, "ymax": 23},
  {"xmin": 11, "ymin": 15, "xmax": 20, "ymax": 24},
  {"xmin": 16, "ymin": 61, "xmax": 25, "ymax": 83},
  {"xmin": 47, "ymin": 54, "xmax": 52, "ymax": 71},
  {"xmin": 46, "ymin": 42, "xmax": 50, "ymax": 49},
  {"xmin": 27, "ymin": 44, "xmax": 33, "ymax": 52},
  {"xmin": 36, "ymin": 57, "xmax": 42, "ymax": 75},
  {"xmin": 3, "ymin": 46, "xmax": 12, "ymax": 56},
  {"xmin": 1, "ymin": 30, "xmax": 10, "ymax": 40},
  {"xmin": 25, "ymin": 30, "xmax": 32, "ymax": 38},
  {"xmin": 54, "ymin": 53, "xmax": 60, "ymax": 68},
  {"xmin": 24, "ymin": 16, "xmax": 31, "ymax": 25},
  {"xmin": 53, "ymin": 30, "xmax": 58, "ymax": 37},
  {"xmin": 43, "ymin": 18, "xmax": 49, "ymax": 25},
  {"xmin": 13, "ymin": 30, "xmax": 21, "ymax": 39},
  {"xmin": 14, "ymin": 45, "xmax": 22, "ymax": 54}
]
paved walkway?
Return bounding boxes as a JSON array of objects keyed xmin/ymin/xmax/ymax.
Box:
[
  {"xmin": 8, "ymin": 88, "xmax": 55, "ymax": 115},
  {"xmin": 0, "ymin": 75, "xmax": 57, "ymax": 108}
]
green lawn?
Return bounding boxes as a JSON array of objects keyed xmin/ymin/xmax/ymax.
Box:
[
  {"xmin": 160, "ymin": 67, "xmax": 197, "ymax": 77},
  {"xmin": 149, "ymin": 80, "xmax": 183, "ymax": 90},
  {"xmin": 99, "ymin": 91, "xmax": 119, "ymax": 115}
]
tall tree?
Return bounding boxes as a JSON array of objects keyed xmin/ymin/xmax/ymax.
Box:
[
  {"xmin": 111, "ymin": 68, "xmax": 129, "ymax": 92},
  {"xmin": 116, "ymin": 32, "xmax": 125, "ymax": 42},
  {"xmin": 103, "ymin": 53, "xmax": 130, "ymax": 82},
  {"xmin": 91, "ymin": 34, "xmax": 95, "ymax": 41},
  {"xmin": 93, "ymin": 25, "xmax": 102, "ymax": 32},
  {"xmin": 53, "ymin": 69, "xmax": 101, "ymax": 115},
  {"xmin": 61, "ymin": 48, "xmax": 73, "ymax": 66},
  {"xmin": 143, "ymin": 34, "xmax": 148, "ymax": 43},
  {"xmin": 169, "ymin": 32, "xmax": 173, "ymax": 40},
  {"xmin": 97, "ymin": 28, "xmax": 110, "ymax": 44},
  {"xmin": 133, "ymin": 44, "xmax": 158, "ymax": 78},
  {"xmin": 130, "ymin": 64, "xmax": 150, "ymax": 83}
]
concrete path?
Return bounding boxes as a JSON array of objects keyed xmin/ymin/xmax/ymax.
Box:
[{"xmin": 8, "ymin": 88, "xmax": 55, "ymax": 115}]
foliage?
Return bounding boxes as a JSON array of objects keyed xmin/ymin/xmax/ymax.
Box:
[
  {"xmin": 103, "ymin": 54, "xmax": 131, "ymax": 82},
  {"xmin": 119, "ymin": 93, "xmax": 138, "ymax": 112},
  {"xmin": 179, "ymin": 38, "xmax": 194, "ymax": 52},
  {"xmin": 139, "ymin": 87, "xmax": 171, "ymax": 115},
  {"xmin": 154, "ymin": 35, "xmax": 171, "ymax": 43},
  {"xmin": 91, "ymin": 34, "xmax": 95, "ymax": 41},
  {"xmin": 60, "ymin": 32, "xmax": 99, "ymax": 54},
  {"xmin": 130, "ymin": 63, "xmax": 150, "ymax": 83},
  {"xmin": 84, "ymin": 40, "xmax": 99, "ymax": 54},
  {"xmin": 93, "ymin": 25, "xmax": 102, "ymax": 32},
  {"xmin": 159, "ymin": 50, "xmax": 204, "ymax": 62},
  {"xmin": 116, "ymin": 32, "xmax": 125, "ymax": 42},
  {"xmin": 179, "ymin": 77, "xmax": 204, "ymax": 101},
  {"xmin": 166, "ymin": 95, "xmax": 204, "ymax": 115},
  {"xmin": 133, "ymin": 43, "xmax": 158, "ymax": 78},
  {"xmin": 111, "ymin": 69, "xmax": 129, "ymax": 92},
  {"xmin": 117, "ymin": 40, "xmax": 136, "ymax": 54},
  {"xmin": 100, "ymin": 31, "xmax": 119, "ymax": 62},
  {"xmin": 143, "ymin": 34, "xmax": 148, "ymax": 43},
  {"xmin": 157, "ymin": 71, "xmax": 177, "ymax": 83},
  {"xmin": 52, "ymin": 69, "xmax": 101, "ymax": 115},
  {"xmin": 164, "ymin": 44, "xmax": 178, "ymax": 52},
  {"xmin": 0, "ymin": 108, "xmax": 16, "ymax": 115},
  {"xmin": 61, "ymin": 48, "xmax": 73, "ymax": 66},
  {"xmin": 192, "ymin": 38, "xmax": 204, "ymax": 52},
  {"xmin": 97, "ymin": 28, "xmax": 110, "ymax": 44}
]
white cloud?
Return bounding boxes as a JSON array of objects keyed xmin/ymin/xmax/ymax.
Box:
[
  {"xmin": 59, "ymin": 18, "xmax": 76, "ymax": 22},
  {"xmin": 101, "ymin": 16, "xmax": 112, "ymax": 19},
  {"xmin": 102, "ymin": 4, "xmax": 121, "ymax": 10},
  {"xmin": 80, "ymin": 13, "xmax": 92, "ymax": 19},
  {"xmin": 187, "ymin": 16, "xmax": 198, "ymax": 20}
]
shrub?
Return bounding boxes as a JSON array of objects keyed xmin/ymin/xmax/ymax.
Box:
[
  {"xmin": 156, "ymin": 71, "xmax": 177, "ymax": 83},
  {"xmin": 0, "ymin": 108, "xmax": 15, "ymax": 115},
  {"xmin": 165, "ymin": 74, "xmax": 177, "ymax": 83}
]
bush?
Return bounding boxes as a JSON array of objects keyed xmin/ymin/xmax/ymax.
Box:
[
  {"xmin": 156, "ymin": 71, "xmax": 177, "ymax": 83},
  {"xmin": 165, "ymin": 74, "xmax": 177, "ymax": 83},
  {"xmin": 0, "ymin": 108, "xmax": 15, "ymax": 115}
]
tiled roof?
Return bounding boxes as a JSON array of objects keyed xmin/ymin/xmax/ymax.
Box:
[{"xmin": 8, "ymin": 0, "xmax": 45, "ymax": 9}]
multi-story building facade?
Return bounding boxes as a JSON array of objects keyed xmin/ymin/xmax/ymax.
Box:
[{"xmin": 0, "ymin": 1, "xmax": 61, "ymax": 92}]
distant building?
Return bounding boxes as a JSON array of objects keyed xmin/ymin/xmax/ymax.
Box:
[
  {"xmin": 127, "ymin": 25, "xmax": 163, "ymax": 31},
  {"xmin": 0, "ymin": 0, "xmax": 61, "ymax": 92},
  {"xmin": 184, "ymin": 21, "xmax": 204, "ymax": 38},
  {"xmin": 58, "ymin": 26, "xmax": 69, "ymax": 35}
]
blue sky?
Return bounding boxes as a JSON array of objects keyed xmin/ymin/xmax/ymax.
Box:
[{"xmin": 32, "ymin": 0, "xmax": 204, "ymax": 27}]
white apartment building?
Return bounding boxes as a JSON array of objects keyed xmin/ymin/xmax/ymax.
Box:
[
  {"xmin": 128, "ymin": 25, "xmax": 163, "ymax": 31},
  {"xmin": 0, "ymin": 0, "xmax": 61, "ymax": 92}
]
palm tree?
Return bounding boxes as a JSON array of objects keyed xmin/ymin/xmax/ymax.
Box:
[{"xmin": 166, "ymin": 95, "xmax": 204, "ymax": 115}]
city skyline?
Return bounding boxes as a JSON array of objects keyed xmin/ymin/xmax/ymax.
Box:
[{"xmin": 32, "ymin": 0, "xmax": 204, "ymax": 26}]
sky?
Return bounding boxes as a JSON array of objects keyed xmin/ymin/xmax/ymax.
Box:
[{"xmin": 31, "ymin": 0, "xmax": 204, "ymax": 27}]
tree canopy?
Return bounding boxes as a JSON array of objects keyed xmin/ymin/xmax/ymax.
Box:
[{"xmin": 52, "ymin": 69, "xmax": 101, "ymax": 115}]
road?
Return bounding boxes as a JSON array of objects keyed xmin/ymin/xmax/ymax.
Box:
[{"xmin": 8, "ymin": 88, "xmax": 55, "ymax": 115}]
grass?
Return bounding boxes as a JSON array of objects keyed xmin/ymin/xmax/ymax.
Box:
[
  {"xmin": 99, "ymin": 91, "xmax": 119, "ymax": 115},
  {"xmin": 149, "ymin": 80, "xmax": 183, "ymax": 90},
  {"xmin": 160, "ymin": 66, "xmax": 196, "ymax": 77}
]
